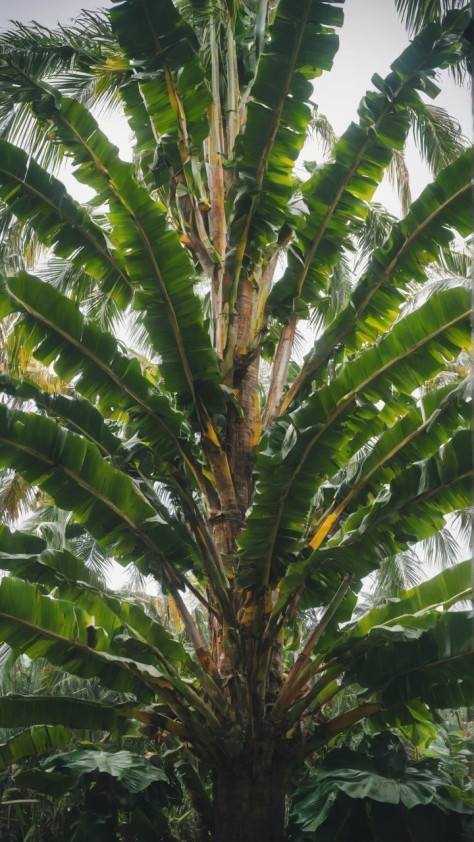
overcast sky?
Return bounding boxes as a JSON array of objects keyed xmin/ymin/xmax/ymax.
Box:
[
  {"xmin": 0, "ymin": 0, "xmax": 107, "ymax": 29},
  {"xmin": 0, "ymin": 0, "xmax": 471, "ymax": 212}
]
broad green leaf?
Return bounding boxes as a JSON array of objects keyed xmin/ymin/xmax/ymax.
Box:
[
  {"xmin": 33, "ymin": 748, "xmax": 168, "ymax": 795},
  {"xmin": 348, "ymin": 560, "xmax": 472, "ymax": 638},
  {"xmin": 0, "ymin": 274, "xmax": 198, "ymax": 478},
  {"xmin": 0, "ymin": 576, "xmax": 158, "ymax": 700},
  {"xmin": 32, "ymin": 94, "xmax": 223, "ymax": 412},
  {"xmin": 0, "ymin": 724, "xmax": 71, "ymax": 772},
  {"xmin": 0, "ymin": 696, "xmax": 135, "ymax": 742},
  {"xmin": 0, "ymin": 526, "xmax": 189, "ymax": 665},
  {"xmin": 0, "ymin": 373, "xmax": 124, "ymax": 461},
  {"xmin": 291, "ymin": 147, "xmax": 471, "ymax": 400},
  {"xmin": 0, "ymin": 575, "xmax": 225, "ymax": 746},
  {"xmin": 0, "ymin": 403, "xmax": 199, "ymax": 574},
  {"xmin": 268, "ymin": 12, "xmax": 470, "ymax": 315},
  {"xmin": 290, "ymin": 737, "xmax": 472, "ymax": 841},
  {"xmin": 111, "ymin": 0, "xmax": 211, "ymax": 166},
  {"xmin": 345, "ymin": 610, "xmax": 473, "ymax": 714},
  {"xmin": 229, "ymin": 0, "xmax": 343, "ymax": 261},
  {"xmin": 281, "ymin": 432, "xmax": 472, "ymax": 608},
  {"xmin": 0, "ymin": 139, "xmax": 131, "ymax": 306},
  {"xmin": 238, "ymin": 285, "xmax": 470, "ymax": 586}
]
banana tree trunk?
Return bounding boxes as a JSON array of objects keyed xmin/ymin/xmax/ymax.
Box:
[{"xmin": 213, "ymin": 764, "xmax": 287, "ymax": 842}]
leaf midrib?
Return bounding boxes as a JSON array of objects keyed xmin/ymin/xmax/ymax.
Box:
[
  {"xmin": 281, "ymin": 177, "xmax": 470, "ymax": 415},
  {"xmin": 0, "ymin": 155, "xmax": 131, "ymax": 292},
  {"xmin": 6, "ymin": 279, "xmax": 199, "ymax": 478},
  {"xmin": 260, "ymin": 306, "xmax": 469, "ymax": 584}
]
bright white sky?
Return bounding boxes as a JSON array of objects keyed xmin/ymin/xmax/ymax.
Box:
[{"xmin": 0, "ymin": 0, "xmax": 471, "ymax": 213}]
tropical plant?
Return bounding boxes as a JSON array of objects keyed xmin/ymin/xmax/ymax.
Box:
[
  {"xmin": 1, "ymin": 741, "xmax": 190, "ymax": 842},
  {"xmin": 289, "ymin": 730, "xmax": 474, "ymax": 841},
  {"xmin": 0, "ymin": 2, "xmax": 472, "ymax": 840},
  {"xmin": 10, "ymin": 748, "xmax": 180, "ymax": 842}
]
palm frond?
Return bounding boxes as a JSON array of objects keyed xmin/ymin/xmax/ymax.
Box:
[
  {"xmin": 35, "ymin": 258, "xmax": 122, "ymax": 331},
  {"xmin": 110, "ymin": 561, "xmax": 155, "ymax": 595},
  {"xmin": 112, "ymin": 308, "xmax": 157, "ymax": 363},
  {"xmin": 308, "ymin": 107, "xmax": 338, "ymax": 157},
  {"xmin": 398, "ymin": 275, "xmax": 470, "ymax": 316},
  {"xmin": 354, "ymin": 203, "xmax": 398, "ymax": 273},
  {"xmin": 421, "ymin": 527, "xmax": 463, "ymax": 571},
  {"xmin": 328, "ymin": 254, "xmax": 354, "ymax": 314},
  {"xmin": 394, "ymin": 0, "xmax": 467, "ymax": 34},
  {"xmin": 386, "ymin": 148, "xmax": 412, "ymax": 215},
  {"xmin": 410, "ymin": 104, "xmax": 468, "ymax": 175},
  {"xmin": 20, "ymin": 505, "xmax": 70, "ymax": 548},
  {"xmin": 0, "ymin": 470, "xmax": 39, "ymax": 524},
  {"xmin": 309, "ymin": 254, "xmax": 354, "ymax": 337},
  {"xmin": 0, "ymin": 12, "xmax": 127, "ymax": 168},
  {"xmin": 0, "ymin": 644, "xmax": 18, "ymax": 693},
  {"xmin": 0, "ymin": 315, "xmax": 67, "ymax": 393},
  {"xmin": 0, "ymin": 203, "xmax": 46, "ymax": 273},
  {"xmin": 448, "ymin": 508, "xmax": 473, "ymax": 551},
  {"xmin": 430, "ymin": 241, "xmax": 473, "ymax": 279},
  {"xmin": 19, "ymin": 507, "xmax": 114, "ymax": 585},
  {"xmin": 377, "ymin": 549, "xmax": 424, "ymax": 594},
  {"xmin": 27, "ymin": 660, "xmax": 123, "ymax": 703}
]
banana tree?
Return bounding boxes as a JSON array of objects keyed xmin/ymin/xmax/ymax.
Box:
[{"xmin": 0, "ymin": 2, "xmax": 472, "ymax": 840}]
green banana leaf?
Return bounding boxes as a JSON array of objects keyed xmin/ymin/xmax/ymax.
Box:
[
  {"xmin": 348, "ymin": 560, "xmax": 472, "ymax": 639},
  {"xmin": 0, "ymin": 82, "xmax": 222, "ymax": 410},
  {"xmin": 0, "ymin": 525, "xmax": 189, "ymax": 666},
  {"xmin": 111, "ymin": 0, "xmax": 211, "ymax": 159},
  {"xmin": 307, "ymin": 558, "xmax": 472, "ymax": 658},
  {"xmin": 0, "ymin": 403, "xmax": 200, "ymax": 574},
  {"xmin": 15, "ymin": 748, "xmax": 168, "ymax": 798},
  {"xmin": 0, "ymin": 724, "xmax": 72, "ymax": 772},
  {"xmin": 229, "ymin": 0, "xmax": 343, "ymax": 258},
  {"xmin": 295, "ymin": 147, "xmax": 471, "ymax": 395},
  {"xmin": 238, "ymin": 284, "xmax": 470, "ymax": 586},
  {"xmin": 268, "ymin": 11, "xmax": 470, "ymax": 316},
  {"xmin": 290, "ymin": 736, "xmax": 472, "ymax": 841},
  {"xmin": 0, "ymin": 139, "xmax": 131, "ymax": 307},
  {"xmin": 0, "ymin": 273, "xmax": 197, "ymax": 476},
  {"xmin": 343, "ymin": 610, "xmax": 473, "ymax": 715},
  {"xmin": 0, "ymin": 696, "xmax": 137, "ymax": 745},
  {"xmin": 0, "ymin": 373, "xmax": 125, "ymax": 460},
  {"xmin": 280, "ymin": 432, "xmax": 472, "ymax": 607}
]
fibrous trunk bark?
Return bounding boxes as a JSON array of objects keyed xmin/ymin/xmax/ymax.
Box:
[{"xmin": 213, "ymin": 765, "xmax": 287, "ymax": 842}]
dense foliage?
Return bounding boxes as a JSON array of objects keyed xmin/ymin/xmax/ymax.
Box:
[{"xmin": 0, "ymin": 1, "xmax": 472, "ymax": 839}]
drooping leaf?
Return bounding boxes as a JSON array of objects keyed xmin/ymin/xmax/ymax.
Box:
[
  {"xmin": 345, "ymin": 610, "xmax": 474, "ymax": 716},
  {"xmin": 347, "ymin": 560, "xmax": 472, "ymax": 639},
  {"xmin": 281, "ymin": 432, "xmax": 472, "ymax": 608},
  {"xmin": 0, "ymin": 273, "xmax": 198, "ymax": 476},
  {"xmin": 0, "ymin": 403, "xmax": 199, "ymax": 576},
  {"xmin": 0, "ymin": 697, "xmax": 135, "ymax": 749},
  {"xmin": 30, "ymin": 94, "xmax": 223, "ymax": 412},
  {"xmin": 290, "ymin": 737, "xmax": 472, "ymax": 841},
  {"xmin": 111, "ymin": 0, "xmax": 212, "ymax": 162},
  {"xmin": 20, "ymin": 748, "xmax": 168, "ymax": 796},
  {"xmin": 0, "ymin": 139, "xmax": 131, "ymax": 306},
  {"xmin": 0, "ymin": 724, "xmax": 72, "ymax": 772}
]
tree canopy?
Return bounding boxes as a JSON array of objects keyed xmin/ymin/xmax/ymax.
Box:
[{"xmin": 0, "ymin": 1, "xmax": 472, "ymax": 840}]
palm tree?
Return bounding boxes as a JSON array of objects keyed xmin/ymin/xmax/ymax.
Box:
[{"xmin": 0, "ymin": 2, "xmax": 472, "ymax": 839}]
